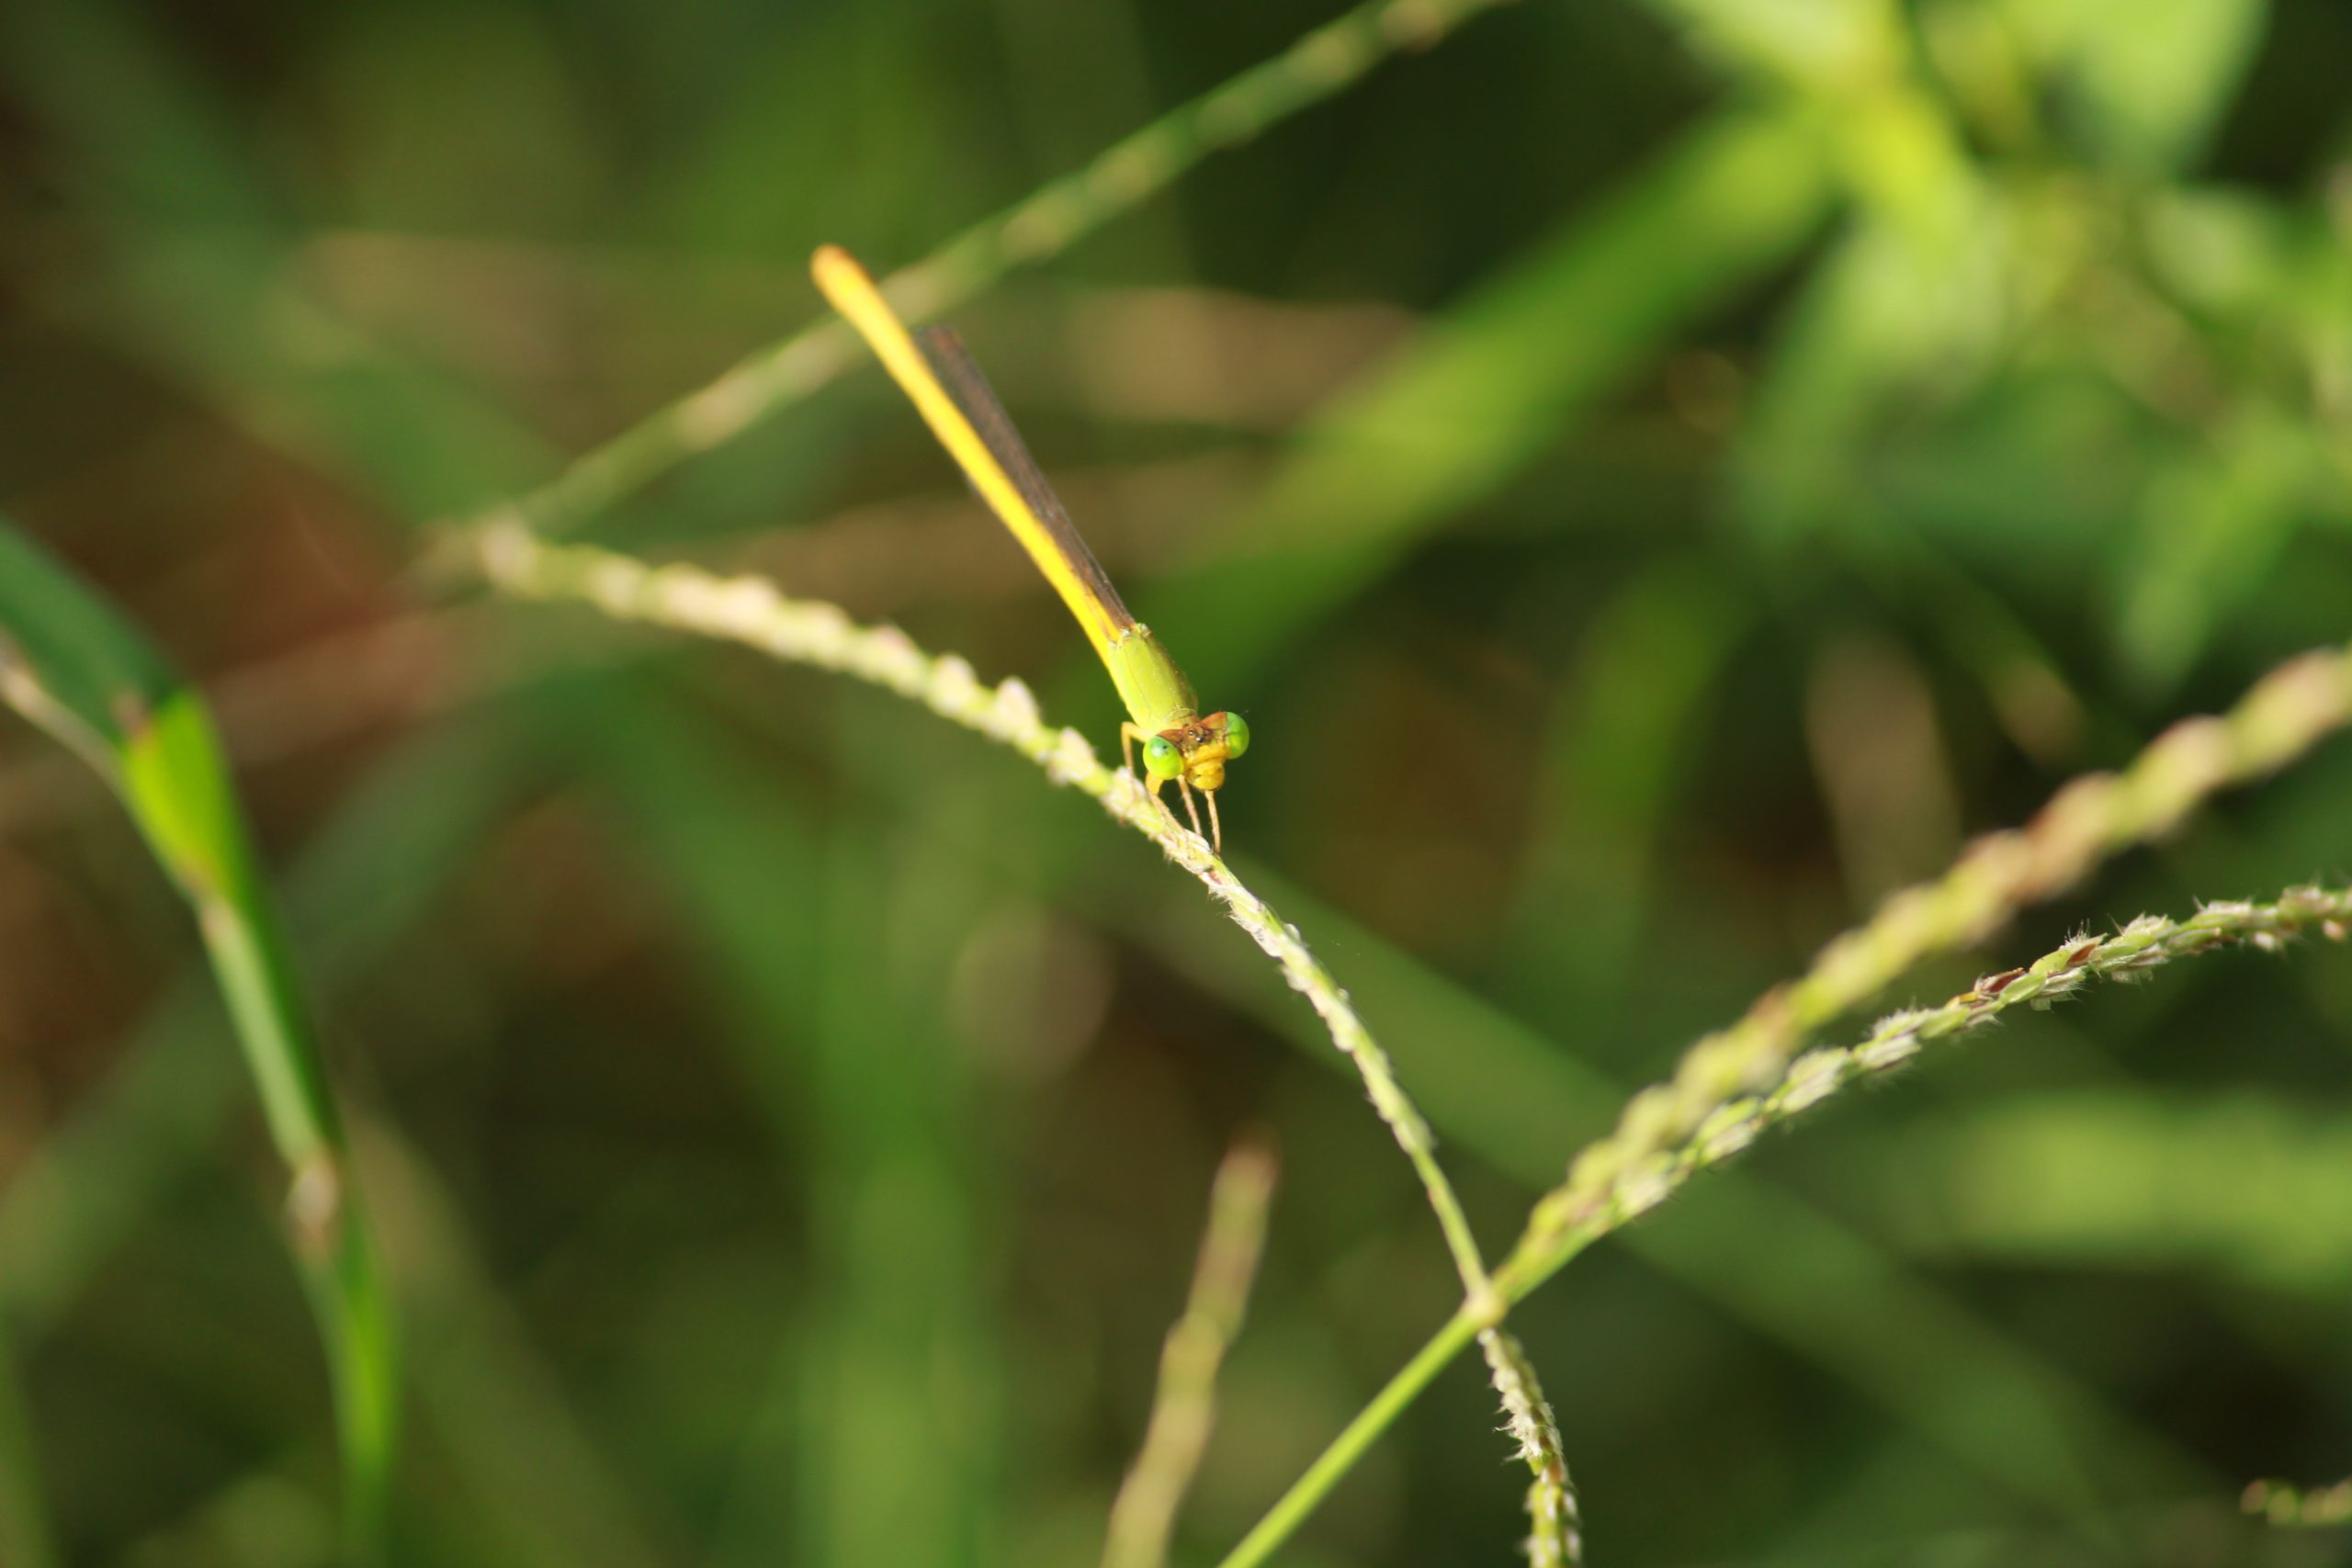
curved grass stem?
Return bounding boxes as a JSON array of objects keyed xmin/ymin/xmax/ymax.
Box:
[
  {"xmin": 1103, "ymin": 1142, "xmax": 1282, "ymax": 1568},
  {"xmin": 1223, "ymin": 885, "xmax": 2352, "ymax": 1566},
  {"xmin": 1542, "ymin": 640, "xmax": 2352, "ymax": 1235},
  {"xmin": 0, "ymin": 524, "xmax": 396, "ymax": 1555},
  {"xmin": 1478, "ymin": 1328, "xmax": 1583, "ymax": 1567},
  {"xmin": 1217, "ymin": 1301, "xmax": 1493, "ymax": 1568},
  {"xmin": 473, "ymin": 523, "xmax": 2352, "ymax": 1568},
  {"xmin": 469, "ymin": 525, "xmax": 1493, "ymax": 1295}
]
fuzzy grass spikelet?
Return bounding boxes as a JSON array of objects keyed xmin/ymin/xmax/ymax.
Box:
[
  {"xmin": 1479, "ymin": 1329, "xmax": 1583, "ymax": 1568},
  {"xmin": 480, "ymin": 513, "xmax": 2352, "ymax": 1568},
  {"xmin": 1532, "ymin": 646, "xmax": 2352, "ymax": 1246},
  {"xmin": 473, "ymin": 522, "xmax": 1498, "ymax": 1295},
  {"xmin": 1510, "ymin": 885, "xmax": 2352, "ymax": 1271},
  {"xmin": 1103, "ymin": 1144, "xmax": 1281, "ymax": 1568},
  {"xmin": 2245, "ymin": 1475, "xmax": 2352, "ymax": 1528}
]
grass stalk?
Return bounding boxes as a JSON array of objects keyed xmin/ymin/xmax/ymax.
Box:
[
  {"xmin": 1222, "ymin": 885, "xmax": 2352, "ymax": 1567},
  {"xmin": 0, "ymin": 524, "xmax": 396, "ymax": 1554},
  {"xmin": 1216, "ymin": 1301, "xmax": 1493, "ymax": 1568},
  {"xmin": 469, "ymin": 524, "xmax": 1494, "ymax": 1294},
  {"xmin": 2244, "ymin": 1476, "xmax": 2352, "ymax": 1528},
  {"xmin": 466, "ymin": 0, "xmax": 1531, "ymax": 544},
  {"xmin": 1477, "ymin": 1328, "xmax": 1582, "ymax": 1568},
  {"xmin": 474, "ymin": 525, "xmax": 2352, "ymax": 1568},
  {"xmin": 1542, "ymin": 641, "xmax": 2352, "ymax": 1234},
  {"xmin": 1507, "ymin": 886, "xmax": 2352, "ymax": 1280},
  {"xmin": 1102, "ymin": 1141, "xmax": 1281, "ymax": 1568}
]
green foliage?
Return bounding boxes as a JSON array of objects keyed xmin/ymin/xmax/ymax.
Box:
[
  {"xmin": 0, "ymin": 522, "xmax": 397, "ymax": 1553},
  {"xmin": 3, "ymin": 0, "xmax": 2350, "ymax": 1563},
  {"xmin": 2010, "ymin": 0, "xmax": 2270, "ymax": 170}
]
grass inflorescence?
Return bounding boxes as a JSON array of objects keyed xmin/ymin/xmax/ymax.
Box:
[
  {"xmin": 1509, "ymin": 886, "xmax": 2352, "ymax": 1279},
  {"xmin": 2245, "ymin": 1475, "xmax": 2352, "ymax": 1528},
  {"xmin": 1478, "ymin": 1329, "xmax": 1582, "ymax": 1568},
  {"xmin": 1102, "ymin": 1141, "xmax": 1281, "ymax": 1568},
  {"xmin": 1544, "ymin": 642, "xmax": 2352, "ymax": 1251},
  {"xmin": 10, "ymin": 0, "xmax": 2348, "ymax": 1555},
  {"xmin": 473, "ymin": 507, "xmax": 2352, "ymax": 1568},
  {"xmin": 471, "ymin": 521, "xmax": 1497, "ymax": 1292}
]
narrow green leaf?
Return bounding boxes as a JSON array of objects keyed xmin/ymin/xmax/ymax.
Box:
[
  {"xmin": 0, "ymin": 517, "xmax": 398, "ymax": 1553},
  {"xmin": 1167, "ymin": 105, "xmax": 1838, "ymax": 694},
  {"xmin": 1876, "ymin": 1091, "xmax": 2352, "ymax": 1293},
  {"xmin": 0, "ymin": 528, "xmax": 174, "ymax": 769}
]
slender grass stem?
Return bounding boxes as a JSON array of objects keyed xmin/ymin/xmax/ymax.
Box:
[
  {"xmin": 459, "ymin": 0, "xmax": 1529, "ymax": 545},
  {"xmin": 1512, "ymin": 886, "xmax": 2352, "ymax": 1271},
  {"xmin": 469, "ymin": 525, "xmax": 1492, "ymax": 1292},
  {"xmin": 2245, "ymin": 1475, "xmax": 2352, "ymax": 1527},
  {"xmin": 186, "ymin": 864, "xmax": 396, "ymax": 1543},
  {"xmin": 1542, "ymin": 641, "xmax": 2352, "ymax": 1234},
  {"xmin": 1102, "ymin": 1142, "xmax": 1281, "ymax": 1568},
  {"xmin": 1477, "ymin": 1328, "xmax": 1583, "ymax": 1567},
  {"xmin": 1221, "ymin": 885, "xmax": 2352, "ymax": 1567},
  {"xmin": 1216, "ymin": 1301, "xmax": 1493, "ymax": 1568},
  {"xmin": 474, "ymin": 525, "xmax": 2352, "ymax": 1568}
]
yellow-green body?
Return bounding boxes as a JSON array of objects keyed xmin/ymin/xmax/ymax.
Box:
[{"xmin": 1105, "ymin": 624, "xmax": 1198, "ymax": 733}]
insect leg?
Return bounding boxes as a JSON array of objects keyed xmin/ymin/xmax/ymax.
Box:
[{"xmin": 1176, "ymin": 776, "xmax": 1205, "ymax": 841}]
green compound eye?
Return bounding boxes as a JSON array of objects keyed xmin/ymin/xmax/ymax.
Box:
[
  {"xmin": 1221, "ymin": 712, "xmax": 1250, "ymax": 759},
  {"xmin": 1142, "ymin": 734, "xmax": 1183, "ymax": 780}
]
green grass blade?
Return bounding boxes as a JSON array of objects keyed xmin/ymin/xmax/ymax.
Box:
[
  {"xmin": 0, "ymin": 1336, "xmax": 59, "ymax": 1568},
  {"xmin": 1870, "ymin": 1089, "xmax": 2352, "ymax": 1292},
  {"xmin": 0, "ymin": 710, "xmax": 529, "ymax": 1337},
  {"xmin": 0, "ymin": 529, "xmax": 175, "ymax": 772},
  {"xmin": 1163, "ymin": 104, "xmax": 1838, "ymax": 695},
  {"xmin": 0, "ymin": 520, "xmax": 397, "ymax": 1552}
]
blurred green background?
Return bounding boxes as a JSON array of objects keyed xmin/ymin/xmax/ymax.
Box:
[{"xmin": 4, "ymin": 0, "xmax": 2352, "ymax": 1562}]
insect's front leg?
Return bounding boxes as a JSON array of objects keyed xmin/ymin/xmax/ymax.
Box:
[{"xmin": 1175, "ymin": 775, "xmax": 1205, "ymax": 841}]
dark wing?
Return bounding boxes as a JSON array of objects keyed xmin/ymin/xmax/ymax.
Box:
[{"xmin": 916, "ymin": 325, "xmax": 1136, "ymax": 631}]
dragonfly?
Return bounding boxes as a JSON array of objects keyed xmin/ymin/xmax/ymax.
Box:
[{"xmin": 812, "ymin": 244, "xmax": 1250, "ymax": 851}]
